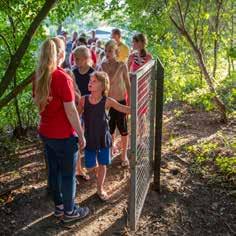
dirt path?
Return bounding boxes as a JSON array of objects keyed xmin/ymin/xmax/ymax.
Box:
[{"xmin": 0, "ymin": 102, "xmax": 235, "ymax": 235}]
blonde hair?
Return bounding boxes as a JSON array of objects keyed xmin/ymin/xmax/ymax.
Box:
[
  {"xmin": 73, "ymin": 45, "xmax": 92, "ymax": 66},
  {"xmin": 92, "ymin": 71, "xmax": 110, "ymax": 97},
  {"xmin": 35, "ymin": 39, "xmax": 57, "ymax": 111},
  {"xmin": 105, "ymin": 39, "xmax": 118, "ymax": 57},
  {"xmin": 105, "ymin": 39, "xmax": 118, "ymax": 51},
  {"xmin": 51, "ymin": 37, "xmax": 65, "ymax": 65}
]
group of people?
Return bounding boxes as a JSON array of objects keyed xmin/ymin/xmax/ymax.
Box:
[{"xmin": 33, "ymin": 28, "xmax": 152, "ymax": 223}]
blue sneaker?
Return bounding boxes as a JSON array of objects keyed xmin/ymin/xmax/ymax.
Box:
[
  {"xmin": 54, "ymin": 206, "xmax": 64, "ymax": 217},
  {"xmin": 63, "ymin": 205, "xmax": 90, "ymax": 223}
]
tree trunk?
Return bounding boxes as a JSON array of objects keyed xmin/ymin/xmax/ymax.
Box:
[
  {"xmin": 212, "ymin": 0, "xmax": 223, "ymax": 78},
  {"xmin": 183, "ymin": 29, "xmax": 227, "ymax": 122},
  {"xmin": 228, "ymin": 56, "xmax": 231, "ymax": 76},
  {"xmin": 169, "ymin": 11, "xmax": 227, "ymax": 122},
  {"xmin": 13, "ymin": 77, "xmax": 23, "ymax": 132},
  {"xmin": 0, "ymin": 0, "xmax": 57, "ymax": 98}
]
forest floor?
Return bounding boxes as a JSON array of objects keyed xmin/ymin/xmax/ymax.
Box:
[{"xmin": 0, "ymin": 102, "xmax": 235, "ymax": 236}]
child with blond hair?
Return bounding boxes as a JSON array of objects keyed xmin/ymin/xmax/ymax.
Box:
[
  {"xmin": 71, "ymin": 46, "xmax": 95, "ymax": 181},
  {"xmin": 78, "ymin": 71, "xmax": 130, "ymax": 200},
  {"xmin": 72, "ymin": 46, "xmax": 94, "ymax": 97}
]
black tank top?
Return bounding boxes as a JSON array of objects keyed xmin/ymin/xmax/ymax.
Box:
[{"xmin": 83, "ymin": 95, "xmax": 112, "ymax": 150}]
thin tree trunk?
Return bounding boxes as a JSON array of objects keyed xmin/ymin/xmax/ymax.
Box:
[
  {"xmin": 169, "ymin": 8, "xmax": 227, "ymax": 121},
  {"xmin": 13, "ymin": 76, "xmax": 23, "ymax": 131},
  {"xmin": 228, "ymin": 56, "xmax": 231, "ymax": 76},
  {"xmin": 0, "ymin": 0, "xmax": 57, "ymax": 98},
  {"xmin": 231, "ymin": 59, "xmax": 235, "ymax": 71},
  {"xmin": 184, "ymin": 29, "xmax": 227, "ymax": 121},
  {"xmin": 212, "ymin": 0, "xmax": 223, "ymax": 79}
]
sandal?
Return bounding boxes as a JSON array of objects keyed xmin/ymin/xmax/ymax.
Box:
[
  {"xmin": 97, "ymin": 191, "xmax": 110, "ymax": 201},
  {"xmin": 76, "ymin": 173, "xmax": 90, "ymax": 181},
  {"xmin": 121, "ymin": 160, "xmax": 130, "ymax": 167},
  {"xmin": 112, "ymin": 145, "xmax": 120, "ymax": 157}
]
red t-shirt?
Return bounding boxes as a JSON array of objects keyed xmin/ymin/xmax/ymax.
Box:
[{"xmin": 37, "ymin": 67, "xmax": 75, "ymax": 138}]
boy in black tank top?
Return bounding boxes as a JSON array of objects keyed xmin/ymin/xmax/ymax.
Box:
[{"xmin": 78, "ymin": 71, "xmax": 130, "ymax": 201}]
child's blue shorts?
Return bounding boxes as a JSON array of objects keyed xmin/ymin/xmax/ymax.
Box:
[{"xmin": 84, "ymin": 147, "xmax": 111, "ymax": 168}]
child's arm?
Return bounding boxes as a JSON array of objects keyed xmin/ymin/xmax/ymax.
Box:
[
  {"xmin": 72, "ymin": 78, "xmax": 81, "ymax": 102},
  {"xmin": 127, "ymin": 54, "xmax": 133, "ymax": 72},
  {"xmin": 123, "ymin": 64, "xmax": 131, "ymax": 105},
  {"xmin": 77, "ymin": 96, "xmax": 85, "ymax": 114},
  {"xmin": 106, "ymin": 97, "xmax": 131, "ymax": 114}
]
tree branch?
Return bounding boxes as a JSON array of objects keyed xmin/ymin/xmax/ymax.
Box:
[
  {"xmin": 177, "ymin": 0, "xmax": 185, "ymax": 28},
  {"xmin": 183, "ymin": 0, "xmax": 190, "ymax": 21},
  {"xmin": 0, "ymin": 72, "xmax": 35, "ymax": 109},
  {"xmin": 0, "ymin": 33, "xmax": 12, "ymax": 56},
  {"xmin": 0, "ymin": 0, "xmax": 58, "ymax": 98},
  {"xmin": 8, "ymin": 16, "xmax": 17, "ymax": 49},
  {"xmin": 169, "ymin": 15, "xmax": 184, "ymax": 34}
]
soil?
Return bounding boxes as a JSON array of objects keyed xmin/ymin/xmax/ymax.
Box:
[{"xmin": 0, "ymin": 102, "xmax": 235, "ymax": 236}]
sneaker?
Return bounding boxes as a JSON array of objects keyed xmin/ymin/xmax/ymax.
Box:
[
  {"xmin": 54, "ymin": 206, "xmax": 64, "ymax": 217},
  {"xmin": 63, "ymin": 205, "xmax": 90, "ymax": 223}
]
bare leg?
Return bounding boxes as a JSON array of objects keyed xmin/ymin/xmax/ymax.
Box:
[
  {"xmin": 111, "ymin": 133, "xmax": 119, "ymax": 156},
  {"xmin": 97, "ymin": 165, "xmax": 107, "ymax": 193},
  {"xmin": 76, "ymin": 154, "xmax": 90, "ymax": 180},
  {"xmin": 121, "ymin": 135, "xmax": 128, "ymax": 162},
  {"xmin": 76, "ymin": 152, "xmax": 82, "ymax": 175}
]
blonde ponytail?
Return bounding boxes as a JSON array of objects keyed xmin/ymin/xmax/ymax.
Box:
[{"xmin": 35, "ymin": 39, "xmax": 57, "ymax": 112}]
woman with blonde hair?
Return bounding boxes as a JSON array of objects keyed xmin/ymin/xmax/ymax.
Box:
[
  {"xmin": 78, "ymin": 71, "xmax": 131, "ymax": 200},
  {"xmin": 34, "ymin": 38, "xmax": 89, "ymax": 223}
]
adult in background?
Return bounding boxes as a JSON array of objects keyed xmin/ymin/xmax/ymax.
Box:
[
  {"xmin": 111, "ymin": 28, "xmax": 129, "ymax": 63},
  {"xmin": 34, "ymin": 38, "xmax": 89, "ymax": 223},
  {"xmin": 88, "ymin": 30, "xmax": 98, "ymax": 46},
  {"xmin": 67, "ymin": 31, "xmax": 78, "ymax": 53}
]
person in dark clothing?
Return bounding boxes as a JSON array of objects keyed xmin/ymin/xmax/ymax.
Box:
[
  {"xmin": 72, "ymin": 45, "xmax": 94, "ymax": 181},
  {"xmin": 72, "ymin": 46, "xmax": 94, "ymax": 96},
  {"xmin": 78, "ymin": 71, "xmax": 130, "ymax": 201},
  {"xmin": 88, "ymin": 30, "xmax": 98, "ymax": 45}
]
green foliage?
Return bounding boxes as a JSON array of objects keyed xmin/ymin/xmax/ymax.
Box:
[
  {"xmin": 0, "ymin": 0, "xmax": 80, "ymax": 132},
  {"xmin": 0, "ymin": 0, "xmax": 235, "ymax": 133},
  {"xmin": 186, "ymin": 133, "xmax": 236, "ymax": 182},
  {"xmin": 216, "ymin": 156, "xmax": 236, "ymax": 175},
  {"xmin": 0, "ymin": 90, "xmax": 38, "ymax": 131},
  {"xmin": 218, "ymin": 72, "xmax": 236, "ymax": 112},
  {"xmin": 228, "ymin": 47, "xmax": 236, "ymax": 59}
]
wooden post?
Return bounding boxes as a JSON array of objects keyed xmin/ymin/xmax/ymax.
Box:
[{"xmin": 153, "ymin": 57, "xmax": 164, "ymax": 192}]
